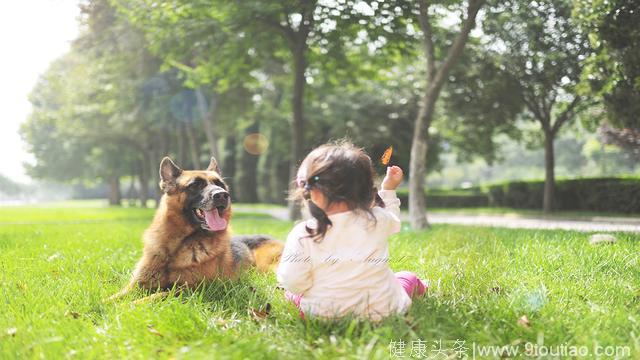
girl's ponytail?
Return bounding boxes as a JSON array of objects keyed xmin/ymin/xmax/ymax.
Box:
[
  {"xmin": 305, "ymin": 200, "xmax": 333, "ymax": 242},
  {"xmin": 373, "ymin": 187, "xmax": 386, "ymax": 208}
]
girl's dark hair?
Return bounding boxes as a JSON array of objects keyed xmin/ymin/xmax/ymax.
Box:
[{"xmin": 293, "ymin": 140, "xmax": 385, "ymax": 241}]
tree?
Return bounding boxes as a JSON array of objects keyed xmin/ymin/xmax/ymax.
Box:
[
  {"xmin": 118, "ymin": 0, "xmax": 314, "ymax": 215},
  {"xmin": 22, "ymin": 0, "xmax": 181, "ymax": 206},
  {"xmin": 482, "ymin": 0, "xmax": 592, "ymax": 213},
  {"xmin": 21, "ymin": 54, "xmax": 92, "ymax": 184},
  {"xmin": 74, "ymin": 0, "xmax": 164, "ymax": 206},
  {"xmin": 204, "ymin": 0, "xmax": 414, "ymax": 219},
  {"xmin": 21, "ymin": 50, "xmax": 134, "ymax": 206},
  {"xmin": 304, "ymin": 62, "xmax": 444, "ymax": 176},
  {"xmin": 113, "ymin": 0, "xmax": 261, "ymax": 163},
  {"xmin": 574, "ymin": 0, "xmax": 640, "ymax": 156},
  {"xmin": 440, "ymin": 41, "xmax": 525, "ymax": 165},
  {"xmin": 407, "ymin": 0, "xmax": 485, "ymax": 229}
]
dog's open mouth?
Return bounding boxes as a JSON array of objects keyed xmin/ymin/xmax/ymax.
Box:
[{"xmin": 194, "ymin": 207, "xmax": 227, "ymax": 231}]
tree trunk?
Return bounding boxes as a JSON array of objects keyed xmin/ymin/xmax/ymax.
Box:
[
  {"xmin": 237, "ymin": 121, "xmax": 260, "ymax": 203},
  {"xmin": 260, "ymin": 148, "xmax": 274, "ymax": 203},
  {"xmin": 183, "ymin": 119, "xmax": 200, "ymax": 169},
  {"xmin": 223, "ymin": 135, "xmax": 237, "ymax": 193},
  {"xmin": 127, "ymin": 176, "xmax": 137, "ymax": 207},
  {"xmin": 138, "ymin": 153, "xmax": 150, "ymax": 208},
  {"xmin": 409, "ymin": 93, "xmax": 436, "ymax": 229},
  {"xmin": 107, "ymin": 176, "xmax": 121, "ymax": 206},
  {"xmin": 287, "ymin": 45, "xmax": 306, "ymax": 220},
  {"xmin": 261, "ymin": 88, "xmax": 283, "ymax": 204},
  {"xmin": 176, "ymin": 122, "xmax": 187, "ymax": 167},
  {"xmin": 409, "ymin": 0, "xmax": 484, "ymax": 230},
  {"xmin": 154, "ymin": 129, "xmax": 170, "ymax": 206},
  {"xmin": 600, "ymin": 141, "xmax": 607, "ymax": 175},
  {"xmin": 196, "ymin": 89, "xmax": 220, "ymax": 160},
  {"xmin": 277, "ymin": 159, "xmax": 290, "ymax": 206},
  {"xmin": 543, "ymin": 130, "xmax": 555, "ymax": 213}
]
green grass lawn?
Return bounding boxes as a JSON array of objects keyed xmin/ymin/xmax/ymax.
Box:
[{"xmin": 1, "ymin": 203, "xmax": 638, "ymax": 359}]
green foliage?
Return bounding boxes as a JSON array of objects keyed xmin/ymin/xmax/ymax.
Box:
[
  {"xmin": 20, "ymin": 54, "xmax": 94, "ymax": 181},
  {"xmin": 428, "ymin": 130, "xmax": 639, "ymax": 190},
  {"xmin": 0, "ymin": 175, "xmax": 25, "ymax": 196},
  {"xmin": 479, "ymin": 0, "xmax": 595, "ymax": 211},
  {"xmin": 481, "ymin": 0, "xmax": 593, "ymax": 143},
  {"xmin": 488, "ymin": 177, "xmax": 640, "ymax": 213},
  {"xmin": 574, "ymin": 0, "xmax": 640, "ymax": 130},
  {"xmin": 21, "ymin": 0, "xmax": 224, "ymax": 201},
  {"xmin": 21, "ymin": 0, "xmax": 640, "ymax": 210},
  {"xmin": 20, "ymin": 1, "xmax": 156, "ymax": 184},
  {"xmin": 305, "ymin": 63, "xmax": 443, "ymax": 174},
  {"xmin": 111, "ymin": 0, "xmax": 430, "ymax": 205},
  {"xmin": 113, "ymin": 0, "xmax": 260, "ymax": 90},
  {"xmin": 441, "ymin": 42, "xmax": 525, "ymax": 163}
]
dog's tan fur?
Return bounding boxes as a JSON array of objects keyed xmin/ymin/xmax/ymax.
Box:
[{"xmin": 108, "ymin": 157, "xmax": 283, "ymax": 301}]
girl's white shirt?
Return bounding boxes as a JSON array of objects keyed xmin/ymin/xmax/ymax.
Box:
[{"xmin": 276, "ymin": 190, "xmax": 411, "ymax": 321}]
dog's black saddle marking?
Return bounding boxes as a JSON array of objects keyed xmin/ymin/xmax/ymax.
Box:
[{"xmin": 230, "ymin": 235, "xmax": 277, "ymax": 267}]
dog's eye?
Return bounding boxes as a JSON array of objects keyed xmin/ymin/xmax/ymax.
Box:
[
  {"xmin": 188, "ymin": 179, "xmax": 205, "ymax": 190},
  {"xmin": 213, "ymin": 180, "xmax": 226, "ymax": 189}
]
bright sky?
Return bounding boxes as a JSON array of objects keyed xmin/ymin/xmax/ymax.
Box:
[{"xmin": 0, "ymin": 0, "xmax": 80, "ymax": 183}]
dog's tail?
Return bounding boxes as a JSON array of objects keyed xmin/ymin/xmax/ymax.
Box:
[{"xmin": 232, "ymin": 235, "xmax": 284, "ymax": 272}]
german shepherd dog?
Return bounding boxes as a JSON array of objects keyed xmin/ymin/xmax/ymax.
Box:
[{"xmin": 109, "ymin": 156, "xmax": 283, "ymax": 301}]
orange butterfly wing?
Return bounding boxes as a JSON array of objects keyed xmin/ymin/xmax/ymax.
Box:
[{"xmin": 381, "ymin": 146, "xmax": 393, "ymax": 166}]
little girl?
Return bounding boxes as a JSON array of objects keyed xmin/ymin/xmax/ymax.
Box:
[{"xmin": 276, "ymin": 141, "xmax": 427, "ymax": 321}]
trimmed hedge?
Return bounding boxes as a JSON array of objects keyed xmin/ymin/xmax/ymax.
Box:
[
  {"xmin": 396, "ymin": 189, "xmax": 489, "ymax": 209},
  {"xmin": 487, "ymin": 177, "xmax": 640, "ymax": 213},
  {"xmin": 395, "ymin": 177, "xmax": 640, "ymax": 213}
]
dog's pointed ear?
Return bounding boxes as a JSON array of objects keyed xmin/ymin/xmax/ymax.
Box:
[
  {"xmin": 206, "ymin": 157, "xmax": 220, "ymax": 174},
  {"xmin": 159, "ymin": 157, "xmax": 182, "ymax": 193}
]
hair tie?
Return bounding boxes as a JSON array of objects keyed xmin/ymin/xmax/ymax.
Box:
[{"xmin": 305, "ymin": 175, "xmax": 320, "ymax": 191}]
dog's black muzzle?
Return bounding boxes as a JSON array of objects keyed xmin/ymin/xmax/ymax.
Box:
[{"xmin": 211, "ymin": 189, "xmax": 230, "ymax": 209}]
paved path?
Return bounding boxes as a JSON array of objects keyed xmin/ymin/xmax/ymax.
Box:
[
  {"xmin": 425, "ymin": 213, "xmax": 640, "ymax": 233},
  {"xmin": 233, "ymin": 206, "xmax": 640, "ymax": 233}
]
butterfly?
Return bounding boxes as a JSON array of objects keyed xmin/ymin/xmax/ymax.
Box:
[{"xmin": 381, "ymin": 146, "xmax": 393, "ymax": 166}]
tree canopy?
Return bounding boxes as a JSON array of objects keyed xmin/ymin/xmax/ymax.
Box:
[{"xmin": 19, "ymin": 0, "xmax": 639, "ymax": 217}]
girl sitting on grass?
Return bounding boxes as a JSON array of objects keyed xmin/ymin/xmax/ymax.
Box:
[{"xmin": 276, "ymin": 141, "xmax": 427, "ymax": 321}]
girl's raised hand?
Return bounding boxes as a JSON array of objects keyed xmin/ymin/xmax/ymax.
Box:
[{"xmin": 381, "ymin": 166, "xmax": 403, "ymax": 190}]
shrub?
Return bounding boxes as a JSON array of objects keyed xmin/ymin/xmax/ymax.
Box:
[
  {"xmin": 487, "ymin": 177, "xmax": 640, "ymax": 213},
  {"xmin": 396, "ymin": 177, "xmax": 640, "ymax": 213},
  {"xmin": 396, "ymin": 189, "xmax": 489, "ymax": 209}
]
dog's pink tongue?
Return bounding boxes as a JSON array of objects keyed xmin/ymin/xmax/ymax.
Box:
[{"xmin": 204, "ymin": 209, "xmax": 227, "ymax": 231}]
